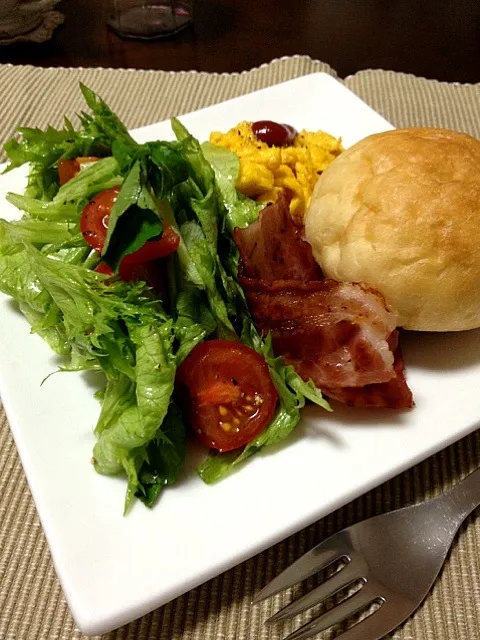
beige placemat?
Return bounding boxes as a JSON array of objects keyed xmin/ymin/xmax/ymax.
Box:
[{"xmin": 1, "ymin": 56, "xmax": 480, "ymax": 640}]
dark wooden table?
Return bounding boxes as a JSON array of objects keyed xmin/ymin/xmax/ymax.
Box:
[{"xmin": 1, "ymin": 0, "xmax": 480, "ymax": 83}]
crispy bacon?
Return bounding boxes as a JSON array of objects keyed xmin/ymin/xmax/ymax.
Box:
[
  {"xmin": 240, "ymin": 277, "xmax": 399, "ymax": 389},
  {"xmin": 323, "ymin": 345, "xmax": 414, "ymax": 409},
  {"xmin": 233, "ymin": 193, "xmax": 322, "ymax": 282},
  {"xmin": 234, "ymin": 196, "xmax": 413, "ymax": 409}
]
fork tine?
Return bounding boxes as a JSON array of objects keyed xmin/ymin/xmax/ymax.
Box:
[
  {"xmin": 253, "ymin": 531, "xmax": 349, "ymax": 603},
  {"xmin": 333, "ymin": 596, "xmax": 412, "ymax": 640},
  {"xmin": 332, "ymin": 603, "xmax": 400, "ymax": 640},
  {"xmin": 267, "ymin": 560, "xmax": 360, "ymax": 623},
  {"xmin": 281, "ymin": 584, "xmax": 378, "ymax": 640}
]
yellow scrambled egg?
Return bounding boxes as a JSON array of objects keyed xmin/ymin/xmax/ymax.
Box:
[{"xmin": 209, "ymin": 121, "xmax": 343, "ymax": 223}]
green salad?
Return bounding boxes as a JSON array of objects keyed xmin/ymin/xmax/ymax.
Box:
[{"xmin": 0, "ymin": 85, "xmax": 330, "ymax": 513}]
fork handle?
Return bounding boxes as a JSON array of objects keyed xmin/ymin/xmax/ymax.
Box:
[{"xmin": 439, "ymin": 466, "xmax": 480, "ymax": 523}]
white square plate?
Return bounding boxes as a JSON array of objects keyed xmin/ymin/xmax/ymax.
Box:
[{"xmin": 1, "ymin": 72, "xmax": 480, "ymax": 635}]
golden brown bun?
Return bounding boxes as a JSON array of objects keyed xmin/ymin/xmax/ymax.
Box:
[{"xmin": 304, "ymin": 127, "xmax": 480, "ymax": 331}]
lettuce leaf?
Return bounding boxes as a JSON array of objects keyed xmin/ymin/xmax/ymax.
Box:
[
  {"xmin": 172, "ymin": 119, "xmax": 220, "ymax": 247},
  {"xmin": 168, "ymin": 119, "xmax": 238, "ymax": 338},
  {"xmin": 0, "ymin": 218, "xmax": 76, "ymax": 245},
  {"xmin": 200, "ymin": 141, "xmax": 263, "ymax": 290},
  {"xmin": 0, "ymin": 221, "xmax": 55, "ymax": 312},
  {"xmin": 93, "ymin": 320, "xmax": 177, "ymax": 513},
  {"xmin": 201, "ymin": 141, "xmax": 262, "ymax": 233},
  {"xmin": 135, "ymin": 402, "xmax": 186, "ymax": 508},
  {"xmin": 78, "ymin": 83, "xmax": 138, "ymax": 156},
  {"xmin": 173, "ymin": 287, "xmax": 216, "ymax": 364}
]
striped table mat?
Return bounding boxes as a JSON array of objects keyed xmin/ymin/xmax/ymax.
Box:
[{"xmin": 1, "ymin": 55, "xmax": 479, "ymax": 640}]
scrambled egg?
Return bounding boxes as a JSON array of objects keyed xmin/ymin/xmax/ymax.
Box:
[{"xmin": 210, "ymin": 121, "xmax": 343, "ymax": 223}]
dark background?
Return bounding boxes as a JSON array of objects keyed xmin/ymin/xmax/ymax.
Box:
[{"xmin": 1, "ymin": 0, "xmax": 480, "ymax": 83}]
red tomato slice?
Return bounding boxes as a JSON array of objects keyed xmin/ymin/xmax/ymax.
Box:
[
  {"xmin": 80, "ymin": 187, "xmax": 180, "ymax": 274},
  {"xmin": 81, "ymin": 186, "xmax": 119, "ymax": 252},
  {"xmin": 176, "ymin": 340, "xmax": 278, "ymax": 452},
  {"xmin": 126, "ymin": 225, "xmax": 180, "ymax": 261},
  {"xmin": 94, "ymin": 262, "xmax": 114, "ymax": 276},
  {"xmin": 58, "ymin": 156, "xmax": 100, "ymax": 186}
]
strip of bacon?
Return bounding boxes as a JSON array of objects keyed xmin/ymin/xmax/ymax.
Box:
[
  {"xmin": 233, "ymin": 192, "xmax": 322, "ymax": 282},
  {"xmin": 234, "ymin": 196, "xmax": 413, "ymax": 409},
  {"xmin": 240, "ymin": 277, "xmax": 399, "ymax": 389},
  {"xmin": 323, "ymin": 345, "xmax": 413, "ymax": 409}
]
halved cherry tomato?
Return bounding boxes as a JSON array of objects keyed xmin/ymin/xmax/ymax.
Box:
[
  {"xmin": 81, "ymin": 186, "xmax": 119, "ymax": 252},
  {"xmin": 80, "ymin": 186, "xmax": 180, "ymax": 269},
  {"xmin": 58, "ymin": 156, "xmax": 100, "ymax": 186},
  {"xmin": 176, "ymin": 340, "xmax": 278, "ymax": 452}
]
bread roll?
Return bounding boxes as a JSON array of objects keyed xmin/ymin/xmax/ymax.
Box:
[{"xmin": 304, "ymin": 127, "xmax": 480, "ymax": 331}]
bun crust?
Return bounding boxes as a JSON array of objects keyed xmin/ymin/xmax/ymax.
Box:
[{"xmin": 304, "ymin": 127, "xmax": 480, "ymax": 331}]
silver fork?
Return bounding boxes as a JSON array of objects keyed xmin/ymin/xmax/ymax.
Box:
[{"xmin": 253, "ymin": 466, "xmax": 480, "ymax": 640}]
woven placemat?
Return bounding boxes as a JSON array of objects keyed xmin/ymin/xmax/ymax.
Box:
[{"xmin": 1, "ymin": 56, "xmax": 480, "ymax": 640}]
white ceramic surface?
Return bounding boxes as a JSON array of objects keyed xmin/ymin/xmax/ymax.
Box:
[{"xmin": 1, "ymin": 73, "xmax": 479, "ymax": 635}]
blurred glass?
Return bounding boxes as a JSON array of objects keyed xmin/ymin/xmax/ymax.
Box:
[{"xmin": 107, "ymin": 0, "xmax": 193, "ymax": 39}]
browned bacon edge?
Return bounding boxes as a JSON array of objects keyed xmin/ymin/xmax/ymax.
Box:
[
  {"xmin": 233, "ymin": 192, "xmax": 322, "ymax": 283},
  {"xmin": 234, "ymin": 196, "xmax": 414, "ymax": 410},
  {"xmin": 323, "ymin": 343, "xmax": 413, "ymax": 409},
  {"xmin": 241, "ymin": 277, "xmax": 402, "ymax": 389}
]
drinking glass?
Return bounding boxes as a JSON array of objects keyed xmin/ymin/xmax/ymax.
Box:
[{"xmin": 107, "ymin": 0, "xmax": 193, "ymax": 39}]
